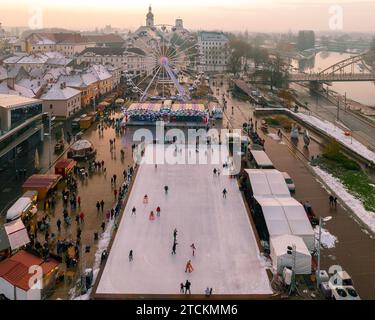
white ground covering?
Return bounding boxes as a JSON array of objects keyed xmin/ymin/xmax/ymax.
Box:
[
  {"xmin": 96, "ymin": 144, "xmax": 272, "ymax": 295},
  {"xmin": 293, "ymin": 112, "xmax": 375, "ymax": 164},
  {"xmin": 314, "ymin": 226, "xmax": 338, "ymax": 249},
  {"xmin": 313, "ymin": 166, "xmax": 375, "ymax": 233}
]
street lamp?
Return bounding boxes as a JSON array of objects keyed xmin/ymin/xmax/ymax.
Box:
[
  {"xmin": 287, "ymin": 244, "xmax": 297, "ymax": 295},
  {"xmin": 316, "ymin": 215, "xmax": 332, "ymax": 289},
  {"xmin": 44, "ymin": 112, "xmax": 56, "ymax": 170}
]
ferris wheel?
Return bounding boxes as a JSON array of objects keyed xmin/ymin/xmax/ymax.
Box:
[{"xmin": 125, "ymin": 25, "xmax": 201, "ymax": 102}]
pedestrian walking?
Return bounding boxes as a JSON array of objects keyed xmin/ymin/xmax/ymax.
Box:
[
  {"xmin": 164, "ymin": 185, "xmax": 169, "ymax": 194},
  {"xmin": 96, "ymin": 201, "xmax": 100, "ymax": 212},
  {"xmin": 100, "ymin": 200, "xmax": 105, "ymax": 212},
  {"xmin": 213, "ymin": 168, "xmax": 217, "ymax": 175},
  {"xmin": 173, "ymin": 228, "xmax": 177, "ymax": 241},
  {"xmin": 172, "ymin": 241, "xmax": 178, "ymax": 255},
  {"xmin": 329, "ymin": 195, "xmax": 334, "ymax": 208},
  {"xmin": 114, "ymin": 188, "xmax": 118, "ymax": 199},
  {"xmin": 190, "ymin": 243, "xmax": 196, "ymax": 256},
  {"xmin": 222, "ymin": 188, "xmax": 227, "ymax": 198},
  {"xmin": 185, "ymin": 260, "xmax": 194, "ymax": 273},
  {"xmin": 185, "ymin": 280, "xmax": 191, "ymax": 294},
  {"xmin": 113, "ymin": 174, "xmax": 117, "ymax": 184},
  {"xmin": 180, "ymin": 283, "xmax": 185, "ymax": 293},
  {"xmin": 101, "ymin": 221, "xmax": 105, "ymax": 232},
  {"xmin": 79, "ymin": 212, "xmax": 85, "ymax": 223},
  {"xmin": 106, "ymin": 210, "xmax": 110, "ymax": 222},
  {"xmin": 131, "ymin": 207, "xmax": 136, "ymax": 216},
  {"xmin": 129, "ymin": 250, "xmax": 133, "ymax": 262},
  {"xmin": 334, "ymin": 197, "xmax": 338, "ymax": 209},
  {"xmin": 156, "ymin": 206, "xmax": 161, "ymax": 217},
  {"xmin": 75, "ymin": 214, "xmax": 80, "ymax": 224},
  {"xmin": 56, "ymin": 219, "xmax": 61, "ymax": 232},
  {"xmin": 77, "ymin": 196, "xmax": 81, "ymax": 207}
]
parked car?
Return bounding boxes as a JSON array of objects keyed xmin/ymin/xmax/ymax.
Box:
[
  {"xmin": 328, "ymin": 271, "xmax": 360, "ymax": 300},
  {"xmin": 282, "ymin": 172, "xmax": 295, "ymax": 192}
]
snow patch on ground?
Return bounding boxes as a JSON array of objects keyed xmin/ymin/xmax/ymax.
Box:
[
  {"xmin": 292, "ymin": 111, "xmax": 375, "ymax": 164},
  {"xmin": 314, "ymin": 226, "xmax": 338, "ymax": 249},
  {"xmin": 313, "ymin": 166, "xmax": 375, "ymax": 234}
]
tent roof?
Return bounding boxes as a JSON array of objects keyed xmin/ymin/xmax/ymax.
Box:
[
  {"xmin": 249, "ymin": 150, "xmax": 274, "ymax": 167},
  {"xmin": 4, "ymin": 219, "xmax": 30, "ymax": 250},
  {"xmin": 255, "ymin": 196, "xmax": 314, "ymax": 238},
  {"xmin": 270, "ymin": 234, "xmax": 311, "ymax": 257},
  {"xmin": 6, "ymin": 197, "xmax": 31, "ymax": 221},
  {"xmin": 245, "ymin": 169, "xmax": 290, "ymax": 197}
]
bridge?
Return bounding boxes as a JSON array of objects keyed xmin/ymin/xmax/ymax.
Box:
[
  {"xmin": 288, "ymin": 52, "xmax": 375, "ymax": 83},
  {"xmin": 288, "ymin": 72, "xmax": 375, "ymax": 82}
]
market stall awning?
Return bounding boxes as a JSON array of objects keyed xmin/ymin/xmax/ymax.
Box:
[
  {"xmin": 22, "ymin": 174, "xmax": 62, "ymax": 190},
  {"xmin": 55, "ymin": 158, "xmax": 76, "ymax": 176}
]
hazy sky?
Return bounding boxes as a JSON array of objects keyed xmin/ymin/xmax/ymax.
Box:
[{"xmin": 0, "ymin": 0, "xmax": 374, "ymax": 33}]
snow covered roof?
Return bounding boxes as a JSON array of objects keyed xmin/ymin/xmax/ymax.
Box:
[
  {"xmin": 89, "ymin": 65, "xmax": 112, "ymax": 81},
  {"xmin": 41, "ymin": 84, "xmax": 81, "ymax": 101},
  {"xmin": 245, "ymin": 169, "xmax": 290, "ymax": 198}
]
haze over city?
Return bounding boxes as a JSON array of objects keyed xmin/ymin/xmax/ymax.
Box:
[{"xmin": 1, "ymin": 0, "xmax": 375, "ymax": 32}]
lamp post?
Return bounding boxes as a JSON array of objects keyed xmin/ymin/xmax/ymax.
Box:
[
  {"xmin": 44, "ymin": 112, "xmax": 55, "ymax": 171},
  {"xmin": 287, "ymin": 244, "xmax": 297, "ymax": 295},
  {"xmin": 316, "ymin": 216, "xmax": 332, "ymax": 289}
]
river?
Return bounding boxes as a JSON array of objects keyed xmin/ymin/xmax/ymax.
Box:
[{"xmin": 292, "ymin": 51, "xmax": 375, "ymax": 107}]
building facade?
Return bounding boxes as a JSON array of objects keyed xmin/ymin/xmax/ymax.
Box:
[
  {"xmin": 198, "ymin": 32, "xmax": 229, "ymax": 73},
  {"xmin": 40, "ymin": 83, "xmax": 82, "ymax": 118}
]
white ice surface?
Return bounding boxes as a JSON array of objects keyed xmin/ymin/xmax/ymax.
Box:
[{"xmin": 96, "ymin": 144, "xmax": 272, "ymax": 295}]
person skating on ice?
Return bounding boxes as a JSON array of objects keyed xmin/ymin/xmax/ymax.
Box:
[
  {"xmin": 129, "ymin": 250, "xmax": 133, "ymax": 262},
  {"xmin": 190, "ymin": 243, "xmax": 196, "ymax": 256},
  {"xmin": 172, "ymin": 241, "xmax": 178, "ymax": 255},
  {"xmin": 185, "ymin": 260, "xmax": 194, "ymax": 273}
]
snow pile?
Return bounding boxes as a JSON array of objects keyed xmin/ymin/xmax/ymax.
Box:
[
  {"xmin": 314, "ymin": 226, "xmax": 338, "ymax": 249},
  {"xmin": 313, "ymin": 166, "xmax": 375, "ymax": 233},
  {"xmin": 293, "ymin": 112, "xmax": 375, "ymax": 164}
]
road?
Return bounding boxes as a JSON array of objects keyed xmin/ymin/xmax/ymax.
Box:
[
  {"xmin": 291, "ymin": 83, "xmax": 375, "ymax": 151},
  {"xmin": 214, "ymin": 80, "xmax": 375, "ymax": 299}
]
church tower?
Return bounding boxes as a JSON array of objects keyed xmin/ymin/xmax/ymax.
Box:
[{"xmin": 146, "ymin": 5, "xmax": 154, "ymax": 27}]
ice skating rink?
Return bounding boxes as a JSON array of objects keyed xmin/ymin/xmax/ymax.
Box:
[{"xmin": 95, "ymin": 144, "xmax": 272, "ymax": 296}]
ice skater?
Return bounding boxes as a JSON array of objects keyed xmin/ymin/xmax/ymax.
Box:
[
  {"xmin": 131, "ymin": 206, "xmax": 136, "ymax": 216},
  {"xmin": 156, "ymin": 206, "xmax": 161, "ymax": 217},
  {"xmin": 129, "ymin": 250, "xmax": 133, "ymax": 262},
  {"xmin": 172, "ymin": 241, "xmax": 178, "ymax": 255},
  {"xmin": 149, "ymin": 211, "xmax": 155, "ymax": 220},
  {"xmin": 222, "ymin": 188, "xmax": 227, "ymax": 198},
  {"xmin": 190, "ymin": 243, "xmax": 196, "ymax": 256},
  {"xmin": 143, "ymin": 194, "xmax": 148, "ymax": 204},
  {"xmin": 184, "ymin": 280, "xmax": 191, "ymax": 294},
  {"xmin": 185, "ymin": 260, "xmax": 194, "ymax": 273},
  {"xmin": 173, "ymin": 228, "xmax": 178, "ymax": 241}
]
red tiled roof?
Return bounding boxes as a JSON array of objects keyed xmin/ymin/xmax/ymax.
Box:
[{"xmin": 0, "ymin": 251, "xmax": 59, "ymax": 291}]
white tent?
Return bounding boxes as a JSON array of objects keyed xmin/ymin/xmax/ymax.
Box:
[
  {"xmin": 270, "ymin": 234, "xmax": 312, "ymax": 275},
  {"xmin": 245, "ymin": 169, "xmax": 290, "ymax": 198},
  {"xmin": 254, "ymin": 196, "xmax": 315, "ymax": 251},
  {"xmin": 249, "ymin": 150, "xmax": 274, "ymax": 169}
]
